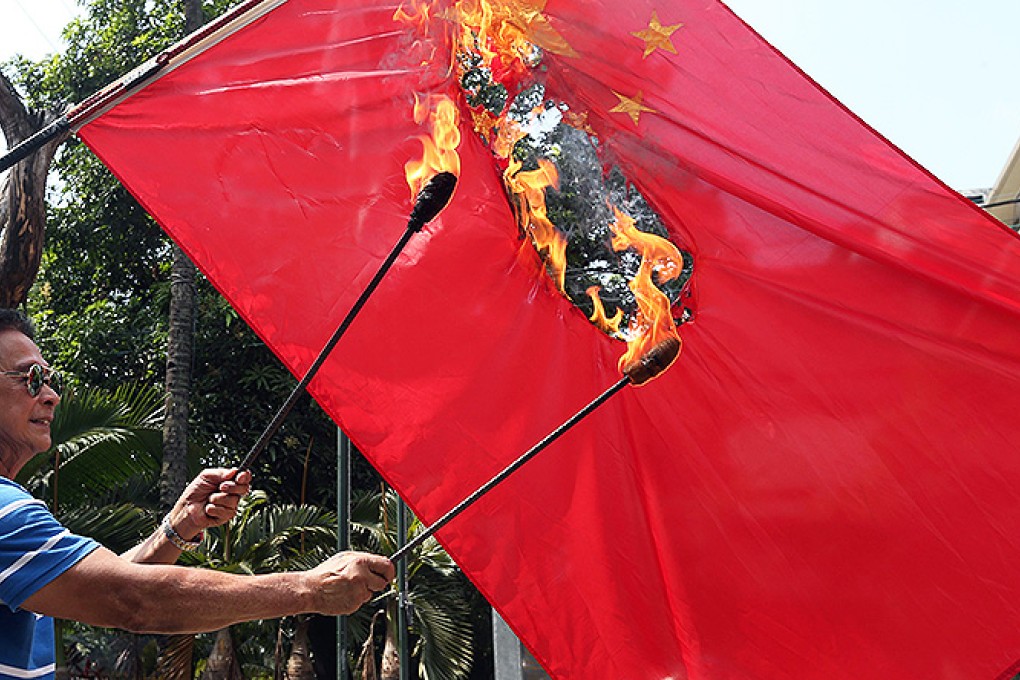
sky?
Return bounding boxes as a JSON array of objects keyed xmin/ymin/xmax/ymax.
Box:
[{"xmin": 2, "ymin": 0, "xmax": 1019, "ymax": 192}]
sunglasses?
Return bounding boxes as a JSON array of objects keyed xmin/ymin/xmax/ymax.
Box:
[{"xmin": 3, "ymin": 363, "xmax": 63, "ymax": 397}]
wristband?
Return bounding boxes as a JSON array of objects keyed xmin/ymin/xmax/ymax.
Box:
[{"xmin": 161, "ymin": 515, "xmax": 204, "ymax": 552}]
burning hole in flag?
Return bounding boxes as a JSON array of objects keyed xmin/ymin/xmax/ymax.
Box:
[{"xmin": 399, "ymin": 0, "xmax": 693, "ymax": 374}]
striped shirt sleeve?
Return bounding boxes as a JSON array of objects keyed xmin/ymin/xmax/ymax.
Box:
[{"xmin": 0, "ymin": 479, "xmax": 99, "ymax": 612}]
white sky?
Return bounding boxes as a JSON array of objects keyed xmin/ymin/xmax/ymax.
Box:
[{"xmin": 2, "ymin": 0, "xmax": 1019, "ymax": 191}]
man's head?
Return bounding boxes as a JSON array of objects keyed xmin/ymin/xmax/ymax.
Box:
[{"xmin": 0, "ymin": 309, "xmax": 59, "ymax": 479}]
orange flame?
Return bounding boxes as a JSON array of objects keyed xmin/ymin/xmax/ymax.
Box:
[
  {"xmin": 503, "ymin": 157, "xmax": 568, "ymax": 291},
  {"xmin": 586, "ymin": 285, "xmax": 624, "ymax": 335},
  {"xmin": 405, "ymin": 94, "xmax": 462, "ymax": 200},
  {"xmin": 456, "ymin": 0, "xmax": 498, "ymax": 64},
  {"xmin": 450, "ymin": 0, "xmax": 577, "ymax": 66},
  {"xmin": 404, "ymin": 0, "xmax": 682, "ymax": 379},
  {"xmin": 609, "ymin": 207, "xmax": 682, "ymax": 371},
  {"xmin": 393, "ymin": 0, "xmax": 433, "ymax": 32}
]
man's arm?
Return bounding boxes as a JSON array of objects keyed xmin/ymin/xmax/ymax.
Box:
[
  {"xmin": 22, "ymin": 544, "xmax": 394, "ymax": 634},
  {"xmin": 122, "ymin": 468, "xmax": 251, "ymax": 564}
]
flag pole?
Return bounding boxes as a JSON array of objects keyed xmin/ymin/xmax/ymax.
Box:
[
  {"xmin": 337, "ymin": 429, "xmax": 353, "ymax": 678},
  {"xmin": 389, "ymin": 336, "xmax": 680, "ymax": 564},
  {"xmin": 0, "ymin": 0, "xmax": 282, "ymax": 175},
  {"xmin": 0, "ymin": 119, "xmax": 71, "ymax": 174},
  {"xmin": 237, "ymin": 171, "xmax": 457, "ymax": 471}
]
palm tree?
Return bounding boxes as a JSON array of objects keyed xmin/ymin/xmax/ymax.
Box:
[
  {"xmin": 348, "ymin": 489, "xmax": 476, "ymax": 680},
  {"xmin": 181, "ymin": 489, "xmax": 342, "ymax": 678},
  {"xmin": 17, "ymin": 382, "xmax": 165, "ymax": 544}
]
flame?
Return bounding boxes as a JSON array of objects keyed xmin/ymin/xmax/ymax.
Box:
[
  {"xmin": 450, "ymin": 0, "xmax": 577, "ymax": 64},
  {"xmin": 503, "ymin": 157, "xmax": 568, "ymax": 291},
  {"xmin": 456, "ymin": 0, "xmax": 498, "ymax": 64},
  {"xmin": 395, "ymin": 0, "xmax": 685, "ymax": 380},
  {"xmin": 405, "ymin": 94, "xmax": 462, "ymax": 200},
  {"xmin": 586, "ymin": 285, "xmax": 624, "ymax": 335},
  {"xmin": 608, "ymin": 207, "xmax": 682, "ymax": 370},
  {"xmin": 393, "ymin": 0, "xmax": 433, "ymax": 32}
]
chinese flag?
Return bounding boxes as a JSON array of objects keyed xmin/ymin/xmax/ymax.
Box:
[{"xmin": 77, "ymin": 0, "xmax": 1020, "ymax": 678}]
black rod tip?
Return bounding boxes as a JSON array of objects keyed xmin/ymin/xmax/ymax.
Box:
[{"xmin": 407, "ymin": 171, "xmax": 458, "ymax": 231}]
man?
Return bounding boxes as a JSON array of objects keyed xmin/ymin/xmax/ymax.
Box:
[{"xmin": 0, "ymin": 309, "xmax": 394, "ymax": 677}]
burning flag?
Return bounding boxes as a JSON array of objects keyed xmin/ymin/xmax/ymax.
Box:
[{"xmin": 74, "ymin": 0, "xmax": 1020, "ymax": 678}]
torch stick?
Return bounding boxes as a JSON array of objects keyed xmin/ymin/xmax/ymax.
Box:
[
  {"xmin": 389, "ymin": 335, "xmax": 680, "ymax": 564},
  {"xmin": 238, "ymin": 171, "xmax": 457, "ymax": 471}
]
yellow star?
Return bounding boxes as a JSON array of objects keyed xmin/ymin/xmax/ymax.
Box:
[
  {"xmin": 504, "ymin": 0, "xmax": 578, "ymax": 58},
  {"xmin": 610, "ymin": 91, "xmax": 656, "ymax": 126},
  {"xmin": 631, "ymin": 11, "xmax": 683, "ymax": 59}
]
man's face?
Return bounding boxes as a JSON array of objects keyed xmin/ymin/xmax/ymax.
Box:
[{"xmin": 0, "ymin": 330, "xmax": 60, "ymax": 478}]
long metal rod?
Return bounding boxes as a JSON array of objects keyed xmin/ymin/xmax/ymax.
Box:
[
  {"xmin": 390, "ymin": 375, "xmax": 631, "ymax": 563},
  {"xmin": 236, "ymin": 173, "xmax": 455, "ymax": 471},
  {"xmin": 238, "ymin": 225, "xmax": 417, "ymax": 471},
  {"xmin": 981, "ymin": 197, "xmax": 1020, "ymax": 209}
]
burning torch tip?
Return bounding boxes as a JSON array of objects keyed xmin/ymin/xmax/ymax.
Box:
[
  {"xmin": 622, "ymin": 336, "xmax": 681, "ymax": 386},
  {"xmin": 408, "ymin": 171, "xmax": 458, "ymax": 231}
]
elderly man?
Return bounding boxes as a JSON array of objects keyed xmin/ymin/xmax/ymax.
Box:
[{"xmin": 0, "ymin": 309, "xmax": 394, "ymax": 677}]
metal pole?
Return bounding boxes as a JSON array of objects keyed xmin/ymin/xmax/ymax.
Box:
[
  {"xmin": 396, "ymin": 496, "xmax": 411, "ymax": 680},
  {"xmin": 0, "ymin": 118, "xmax": 70, "ymax": 174},
  {"xmin": 390, "ymin": 375, "xmax": 631, "ymax": 563},
  {"xmin": 337, "ymin": 429, "xmax": 352, "ymax": 679}
]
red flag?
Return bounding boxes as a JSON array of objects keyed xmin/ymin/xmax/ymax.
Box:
[{"xmin": 77, "ymin": 0, "xmax": 1020, "ymax": 678}]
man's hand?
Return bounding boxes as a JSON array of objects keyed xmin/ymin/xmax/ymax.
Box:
[
  {"xmin": 170, "ymin": 468, "xmax": 252, "ymax": 540},
  {"xmin": 305, "ymin": 552, "xmax": 396, "ymax": 615}
]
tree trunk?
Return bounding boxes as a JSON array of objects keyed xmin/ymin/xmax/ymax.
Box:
[
  {"xmin": 285, "ymin": 616, "xmax": 317, "ymax": 680},
  {"xmin": 275, "ymin": 619, "xmax": 286, "ymax": 680},
  {"xmin": 159, "ymin": 0, "xmax": 203, "ymax": 510},
  {"xmin": 0, "ymin": 69, "xmax": 68, "ymax": 307},
  {"xmin": 160, "ymin": 242, "xmax": 197, "ymax": 507},
  {"xmin": 379, "ymin": 602, "xmax": 400, "ymax": 680},
  {"xmin": 201, "ymin": 628, "xmax": 242, "ymax": 680},
  {"xmin": 355, "ymin": 609, "xmax": 385, "ymax": 680}
]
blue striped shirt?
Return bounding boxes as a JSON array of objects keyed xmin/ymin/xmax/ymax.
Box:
[{"xmin": 0, "ymin": 478, "xmax": 99, "ymax": 680}]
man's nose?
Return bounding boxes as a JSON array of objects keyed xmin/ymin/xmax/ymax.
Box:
[{"xmin": 39, "ymin": 383, "xmax": 60, "ymax": 404}]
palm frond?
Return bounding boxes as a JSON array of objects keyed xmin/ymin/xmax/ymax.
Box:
[
  {"xmin": 346, "ymin": 488, "xmax": 477, "ymax": 680},
  {"xmin": 194, "ymin": 490, "xmax": 339, "ymax": 575},
  {"xmin": 58, "ymin": 502, "xmax": 154, "ymax": 553},
  {"xmin": 17, "ymin": 384, "xmax": 164, "ymax": 504},
  {"xmin": 413, "ymin": 597, "xmax": 474, "ymax": 680},
  {"xmin": 154, "ymin": 634, "xmax": 195, "ymax": 680}
]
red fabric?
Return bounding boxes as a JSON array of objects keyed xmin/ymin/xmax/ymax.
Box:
[{"xmin": 78, "ymin": 0, "xmax": 1020, "ymax": 678}]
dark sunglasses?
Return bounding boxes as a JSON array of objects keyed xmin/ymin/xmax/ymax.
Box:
[{"xmin": 3, "ymin": 363, "xmax": 63, "ymax": 397}]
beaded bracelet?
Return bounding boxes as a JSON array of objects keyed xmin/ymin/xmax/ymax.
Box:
[{"xmin": 161, "ymin": 515, "xmax": 204, "ymax": 552}]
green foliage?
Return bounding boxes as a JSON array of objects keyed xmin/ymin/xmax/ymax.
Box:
[
  {"xmin": 348, "ymin": 489, "xmax": 477, "ymax": 680},
  {"xmin": 190, "ymin": 489, "xmax": 339, "ymax": 574},
  {"xmin": 179, "ymin": 489, "xmax": 343, "ymax": 676},
  {"xmin": 16, "ymin": 383, "xmax": 166, "ymax": 550}
]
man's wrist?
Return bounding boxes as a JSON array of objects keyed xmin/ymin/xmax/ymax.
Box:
[
  {"xmin": 161, "ymin": 514, "xmax": 204, "ymax": 551},
  {"xmin": 167, "ymin": 506, "xmax": 205, "ymax": 540}
]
